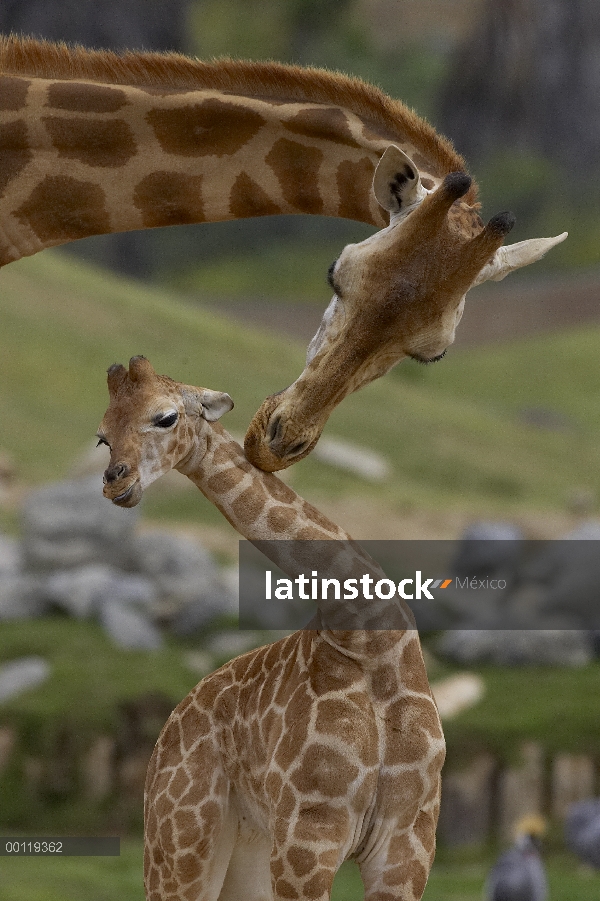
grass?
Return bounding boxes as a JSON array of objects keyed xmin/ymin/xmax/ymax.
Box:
[
  {"xmin": 2, "ymin": 250, "xmax": 600, "ymax": 525},
  {"xmin": 0, "ymin": 618, "xmax": 198, "ymax": 735},
  {"xmin": 2, "ymin": 842, "xmax": 598, "ymax": 901},
  {"xmin": 440, "ymin": 663, "xmax": 600, "ymax": 762}
]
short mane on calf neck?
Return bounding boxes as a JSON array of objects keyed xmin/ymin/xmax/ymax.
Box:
[{"xmin": 98, "ymin": 355, "xmax": 445, "ymax": 901}]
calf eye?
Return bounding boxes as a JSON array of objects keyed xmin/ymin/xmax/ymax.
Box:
[
  {"xmin": 155, "ymin": 412, "xmax": 178, "ymax": 428},
  {"xmin": 96, "ymin": 436, "xmax": 109, "ymax": 448}
]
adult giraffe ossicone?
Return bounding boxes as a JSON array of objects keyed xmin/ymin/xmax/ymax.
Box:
[
  {"xmin": 98, "ymin": 355, "xmax": 445, "ymax": 901},
  {"xmin": 1, "ymin": 36, "xmax": 567, "ymax": 469}
]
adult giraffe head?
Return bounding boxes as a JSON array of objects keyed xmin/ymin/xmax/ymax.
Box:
[{"xmin": 244, "ymin": 146, "xmax": 567, "ymax": 471}]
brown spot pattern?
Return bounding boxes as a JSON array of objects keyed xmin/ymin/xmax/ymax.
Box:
[
  {"xmin": 0, "ymin": 119, "xmax": 32, "ymax": 198},
  {"xmin": 371, "ymin": 664, "xmax": 399, "ymax": 701},
  {"xmin": 0, "ymin": 76, "xmax": 30, "ymax": 111},
  {"xmin": 294, "ymin": 802, "xmax": 349, "ymax": 842},
  {"xmin": 147, "ymin": 99, "xmax": 265, "ymax": 157},
  {"xmin": 361, "ymin": 121, "xmax": 400, "ymax": 144},
  {"xmin": 16, "ymin": 175, "xmax": 110, "ymax": 243},
  {"xmin": 266, "ymin": 138, "xmax": 324, "ymax": 213},
  {"xmin": 275, "ymin": 729, "xmax": 301, "ymax": 771},
  {"xmin": 205, "ymin": 466, "xmax": 245, "ymax": 494},
  {"xmin": 291, "ymin": 744, "xmax": 358, "ymax": 797},
  {"xmin": 134, "ymin": 171, "xmax": 205, "ymax": 227},
  {"xmin": 266, "ymin": 504, "xmax": 295, "ymax": 533},
  {"xmin": 381, "ymin": 770, "xmax": 424, "ymax": 820},
  {"xmin": 265, "ymin": 476, "xmax": 297, "ymax": 504},
  {"xmin": 284, "ymin": 107, "xmax": 360, "ymax": 148},
  {"xmin": 230, "ymin": 484, "xmax": 268, "ymax": 522},
  {"xmin": 276, "ymin": 878, "xmax": 299, "ymax": 899},
  {"xmin": 336, "ymin": 157, "xmax": 377, "ymax": 222},
  {"xmin": 265, "ymin": 770, "xmax": 283, "ymax": 801},
  {"xmin": 399, "ymin": 641, "xmax": 431, "ymax": 695},
  {"xmin": 176, "ymin": 852, "xmax": 202, "ymax": 885},
  {"xmin": 384, "ymin": 696, "xmax": 437, "ymax": 766},
  {"xmin": 287, "ymin": 847, "xmax": 316, "ymax": 877},
  {"xmin": 271, "ymin": 857, "xmax": 285, "ymax": 879},
  {"xmin": 43, "ymin": 116, "xmax": 136, "ymax": 167},
  {"xmin": 180, "ymin": 703, "xmax": 206, "ymax": 751},
  {"xmin": 304, "ymin": 869, "xmax": 333, "ymax": 899},
  {"xmin": 229, "ymin": 171, "xmax": 281, "ymax": 218},
  {"xmin": 174, "ymin": 810, "xmax": 198, "ymax": 847},
  {"xmin": 168, "ymin": 769, "xmax": 190, "ymax": 801},
  {"xmin": 309, "ymin": 649, "xmax": 359, "ymax": 695},
  {"xmin": 413, "ymin": 809, "xmax": 434, "ymax": 850},
  {"xmin": 301, "ymin": 501, "xmax": 336, "ymax": 532},
  {"xmin": 47, "ymin": 82, "xmax": 127, "ymax": 113}
]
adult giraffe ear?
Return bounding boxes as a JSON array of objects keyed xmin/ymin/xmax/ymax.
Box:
[
  {"xmin": 181, "ymin": 387, "xmax": 234, "ymax": 421},
  {"xmin": 373, "ymin": 145, "xmax": 428, "ymax": 220},
  {"xmin": 471, "ymin": 232, "xmax": 568, "ymax": 286}
]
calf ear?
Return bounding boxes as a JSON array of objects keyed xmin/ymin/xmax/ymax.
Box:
[
  {"xmin": 373, "ymin": 145, "xmax": 427, "ymax": 219},
  {"xmin": 181, "ymin": 387, "xmax": 233, "ymax": 421},
  {"xmin": 199, "ymin": 389, "xmax": 234, "ymax": 421}
]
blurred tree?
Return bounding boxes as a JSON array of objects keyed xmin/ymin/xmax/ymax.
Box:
[{"xmin": 436, "ymin": 0, "xmax": 600, "ymax": 176}]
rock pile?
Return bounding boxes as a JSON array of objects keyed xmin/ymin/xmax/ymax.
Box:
[{"xmin": 0, "ymin": 476, "xmax": 236, "ymax": 650}]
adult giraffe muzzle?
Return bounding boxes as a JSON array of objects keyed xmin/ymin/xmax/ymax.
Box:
[{"xmin": 244, "ymin": 146, "xmax": 567, "ymax": 471}]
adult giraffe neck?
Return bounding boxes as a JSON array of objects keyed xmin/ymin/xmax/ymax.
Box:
[{"xmin": 0, "ymin": 35, "xmax": 474, "ymax": 267}]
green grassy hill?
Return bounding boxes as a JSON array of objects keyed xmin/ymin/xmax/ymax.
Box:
[{"xmin": 0, "ymin": 250, "xmax": 599, "ymax": 526}]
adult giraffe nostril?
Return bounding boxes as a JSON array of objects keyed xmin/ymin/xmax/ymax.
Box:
[
  {"xmin": 266, "ymin": 415, "xmax": 282, "ymax": 445},
  {"xmin": 286, "ymin": 439, "xmax": 310, "ymax": 458}
]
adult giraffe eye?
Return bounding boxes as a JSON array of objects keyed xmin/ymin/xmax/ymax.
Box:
[
  {"xmin": 327, "ymin": 259, "xmax": 342, "ymax": 296},
  {"xmin": 155, "ymin": 412, "xmax": 178, "ymax": 428},
  {"xmin": 96, "ymin": 436, "xmax": 109, "ymax": 448}
]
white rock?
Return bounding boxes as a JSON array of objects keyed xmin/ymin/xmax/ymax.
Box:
[
  {"xmin": 99, "ymin": 600, "xmax": 163, "ymax": 650},
  {"xmin": 0, "ymin": 657, "xmax": 51, "ymax": 703},
  {"xmin": 47, "ymin": 565, "xmax": 157, "ymax": 618},
  {"xmin": 431, "ymin": 672, "xmax": 485, "ymax": 720},
  {"xmin": 22, "ymin": 476, "xmax": 137, "ymax": 571},
  {"xmin": 313, "ymin": 437, "xmax": 391, "ymax": 482}
]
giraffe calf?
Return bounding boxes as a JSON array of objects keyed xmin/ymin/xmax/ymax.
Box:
[{"xmin": 98, "ymin": 356, "xmax": 445, "ymax": 901}]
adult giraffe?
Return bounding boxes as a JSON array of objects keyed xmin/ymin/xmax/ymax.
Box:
[
  {"xmin": 98, "ymin": 355, "xmax": 445, "ymax": 901},
  {"xmin": 0, "ymin": 36, "xmax": 566, "ymax": 469}
]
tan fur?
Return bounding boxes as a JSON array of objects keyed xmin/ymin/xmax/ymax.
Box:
[
  {"xmin": 244, "ymin": 175, "xmax": 509, "ymax": 471},
  {"xmin": 98, "ymin": 357, "xmax": 445, "ymax": 901},
  {"xmin": 0, "ymin": 34, "xmax": 472, "ymax": 199}
]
